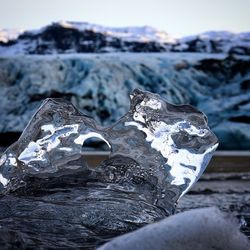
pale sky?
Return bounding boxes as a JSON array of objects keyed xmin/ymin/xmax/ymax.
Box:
[{"xmin": 0, "ymin": 0, "xmax": 249, "ymax": 36}]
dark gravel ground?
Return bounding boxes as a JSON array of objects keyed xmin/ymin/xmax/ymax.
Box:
[
  {"xmin": 0, "ymin": 148, "xmax": 249, "ymax": 248},
  {"xmin": 178, "ymin": 172, "xmax": 250, "ymax": 239}
]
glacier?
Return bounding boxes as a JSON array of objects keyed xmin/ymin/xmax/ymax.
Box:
[{"xmin": 0, "ymin": 53, "xmax": 249, "ymax": 149}]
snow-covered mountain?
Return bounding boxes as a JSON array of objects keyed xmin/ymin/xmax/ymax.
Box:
[
  {"xmin": 57, "ymin": 21, "xmax": 176, "ymax": 43},
  {"xmin": 0, "ymin": 28, "xmax": 23, "ymax": 43},
  {"xmin": 0, "ymin": 21, "xmax": 174, "ymax": 54},
  {"xmin": 0, "ymin": 21, "xmax": 249, "ymax": 55},
  {"xmin": 173, "ymin": 31, "xmax": 250, "ymax": 54}
]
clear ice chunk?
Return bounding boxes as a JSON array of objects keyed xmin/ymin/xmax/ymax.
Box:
[{"xmin": 0, "ymin": 89, "xmax": 218, "ymax": 213}]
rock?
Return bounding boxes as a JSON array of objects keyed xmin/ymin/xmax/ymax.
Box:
[
  {"xmin": 98, "ymin": 207, "xmax": 250, "ymax": 250},
  {"xmin": 0, "ymin": 53, "xmax": 249, "ymax": 149}
]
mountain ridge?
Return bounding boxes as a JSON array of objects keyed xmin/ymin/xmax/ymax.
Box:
[{"xmin": 0, "ymin": 21, "xmax": 249, "ymax": 55}]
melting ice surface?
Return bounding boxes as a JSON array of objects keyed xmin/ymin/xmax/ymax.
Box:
[{"xmin": 0, "ymin": 89, "xmax": 218, "ymax": 248}]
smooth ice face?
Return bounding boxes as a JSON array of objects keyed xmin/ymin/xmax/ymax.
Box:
[
  {"xmin": 0, "ymin": 89, "xmax": 218, "ymax": 212},
  {"xmin": 124, "ymin": 90, "xmax": 218, "ymax": 195}
]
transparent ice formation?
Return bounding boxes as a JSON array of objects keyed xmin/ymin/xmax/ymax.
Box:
[{"xmin": 0, "ymin": 89, "xmax": 218, "ymax": 214}]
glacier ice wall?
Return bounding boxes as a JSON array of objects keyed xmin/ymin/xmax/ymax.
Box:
[{"xmin": 0, "ymin": 53, "xmax": 249, "ymax": 149}]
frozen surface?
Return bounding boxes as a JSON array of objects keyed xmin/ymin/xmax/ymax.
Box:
[
  {"xmin": 0, "ymin": 89, "xmax": 218, "ymax": 249},
  {"xmin": 0, "ymin": 53, "xmax": 249, "ymax": 149},
  {"xmin": 0, "ymin": 90, "xmax": 218, "ymax": 248},
  {"xmin": 0, "ymin": 89, "xmax": 218, "ymax": 197}
]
